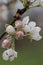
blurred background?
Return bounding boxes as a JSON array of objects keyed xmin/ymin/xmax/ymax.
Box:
[{"xmin": 0, "ymin": 0, "xmax": 24, "ymax": 37}]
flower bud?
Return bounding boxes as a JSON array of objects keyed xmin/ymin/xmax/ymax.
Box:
[
  {"xmin": 2, "ymin": 39, "xmax": 11, "ymax": 48},
  {"xmin": 15, "ymin": 20, "xmax": 23, "ymax": 28},
  {"xmin": 16, "ymin": 31, "xmax": 24, "ymax": 38},
  {"xmin": 6, "ymin": 25, "xmax": 15, "ymax": 35}
]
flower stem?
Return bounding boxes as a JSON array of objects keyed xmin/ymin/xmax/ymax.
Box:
[
  {"xmin": 24, "ymin": 34, "xmax": 30, "ymax": 37},
  {"xmin": 11, "ymin": 35, "xmax": 15, "ymax": 50}
]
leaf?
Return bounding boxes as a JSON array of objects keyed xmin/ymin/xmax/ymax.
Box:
[
  {"xmin": 5, "ymin": 24, "xmax": 9, "ymax": 28},
  {"xmin": 20, "ymin": 0, "xmax": 23, "ymax": 3}
]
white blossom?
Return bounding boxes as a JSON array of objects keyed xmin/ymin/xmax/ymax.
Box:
[
  {"xmin": 6, "ymin": 25, "xmax": 15, "ymax": 35},
  {"xmin": 2, "ymin": 50, "xmax": 9, "ymax": 61},
  {"xmin": 2, "ymin": 49, "xmax": 17, "ymax": 61},
  {"xmin": 22, "ymin": 16, "xmax": 42, "ymax": 41},
  {"xmin": 23, "ymin": 21, "xmax": 36, "ymax": 32},
  {"xmin": 30, "ymin": 27, "xmax": 42, "ymax": 41}
]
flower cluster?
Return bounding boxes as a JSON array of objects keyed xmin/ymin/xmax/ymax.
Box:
[
  {"xmin": 20, "ymin": 0, "xmax": 43, "ymax": 8},
  {"xmin": 2, "ymin": 16, "xmax": 42, "ymax": 61},
  {"xmin": 29, "ymin": 0, "xmax": 43, "ymax": 7}
]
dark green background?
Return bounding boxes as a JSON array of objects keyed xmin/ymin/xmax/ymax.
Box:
[{"xmin": 0, "ymin": 39, "xmax": 43, "ymax": 65}]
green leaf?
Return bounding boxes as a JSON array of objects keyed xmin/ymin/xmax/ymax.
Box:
[
  {"xmin": 5, "ymin": 24, "xmax": 9, "ymax": 28},
  {"xmin": 20, "ymin": 0, "xmax": 23, "ymax": 3}
]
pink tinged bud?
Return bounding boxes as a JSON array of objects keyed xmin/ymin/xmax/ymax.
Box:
[
  {"xmin": 16, "ymin": 31, "xmax": 24, "ymax": 38},
  {"xmin": 15, "ymin": 20, "xmax": 23, "ymax": 28},
  {"xmin": 2, "ymin": 39, "xmax": 11, "ymax": 48}
]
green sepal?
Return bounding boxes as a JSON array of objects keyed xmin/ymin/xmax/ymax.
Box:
[{"xmin": 5, "ymin": 24, "xmax": 9, "ymax": 28}]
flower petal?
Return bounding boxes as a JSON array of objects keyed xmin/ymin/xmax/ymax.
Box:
[
  {"xmin": 23, "ymin": 25, "xmax": 30, "ymax": 32},
  {"xmin": 2, "ymin": 51, "xmax": 9, "ymax": 61},
  {"xmin": 22, "ymin": 16, "xmax": 29, "ymax": 25},
  {"xmin": 32, "ymin": 33, "xmax": 42, "ymax": 41},
  {"xmin": 6, "ymin": 25, "xmax": 15, "ymax": 35},
  {"xmin": 14, "ymin": 51, "xmax": 17, "ymax": 58},
  {"xmin": 6, "ymin": 49, "xmax": 14, "ymax": 56},
  {"xmin": 9, "ymin": 50, "xmax": 17, "ymax": 61},
  {"xmin": 34, "ymin": 27, "xmax": 41, "ymax": 32},
  {"xmin": 28, "ymin": 21, "xmax": 36, "ymax": 28},
  {"xmin": 30, "ymin": 27, "xmax": 42, "ymax": 41},
  {"xmin": 6, "ymin": 49, "xmax": 17, "ymax": 61},
  {"xmin": 31, "ymin": 0, "xmax": 40, "ymax": 6},
  {"xmin": 9, "ymin": 55, "xmax": 15, "ymax": 61}
]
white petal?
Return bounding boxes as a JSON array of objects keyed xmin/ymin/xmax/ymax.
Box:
[
  {"xmin": 31, "ymin": 26, "xmax": 41, "ymax": 33},
  {"xmin": 28, "ymin": 21, "xmax": 36, "ymax": 28},
  {"xmin": 9, "ymin": 51, "xmax": 17, "ymax": 61},
  {"xmin": 34, "ymin": 27, "xmax": 41, "ymax": 32},
  {"xmin": 6, "ymin": 25, "xmax": 15, "ymax": 35},
  {"xmin": 22, "ymin": 16, "xmax": 29, "ymax": 25},
  {"xmin": 30, "ymin": 0, "xmax": 40, "ymax": 7},
  {"xmin": 14, "ymin": 51, "xmax": 17, "ymax": 58},
  {"xmin": 2, "ymin": 49, "xmax": 17, "ymax": 61},
  {"xmin": 2, "ymin": 51, "xmax": 9, "ymax": 61},
  {"xmin": 32, "ymin": 33, "xmax": 42, "ymax": 41},
  {"xmin": 9, "ymin": 55, "xmax": 15, "ymax": 61},
  {"xmin": 6, "ymin": 49, "xmax": 14, "ymax": 56},
  {"xmin": 6, "ymin": 49, "xmax": 17, "ymax": 61},
  {"xmin": 23, "ymin": 25, "xmax": 30, "ymax": 32},
  {"xmin": 23, "ymin": 21, "xmax": 36, "ymax": 32},
  {"xmin": 30, "ymin": 27, "xmax": 42, "ymax": 41}
]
